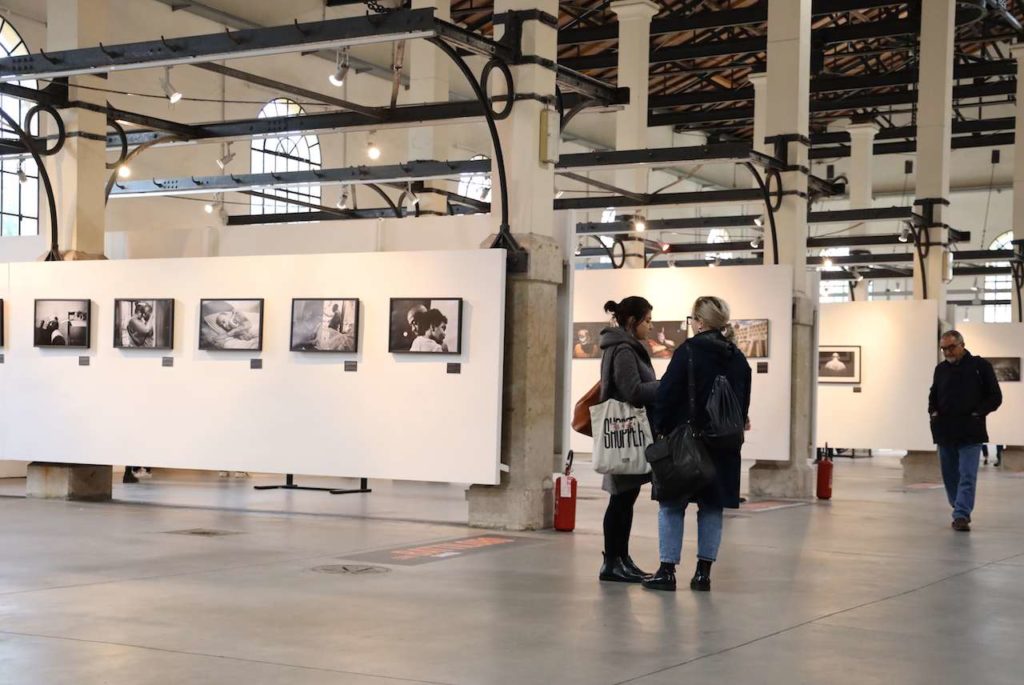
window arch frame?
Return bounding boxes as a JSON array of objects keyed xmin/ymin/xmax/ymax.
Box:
[
  {"xmin": 984, "ymin": 231, "xmax": 1013, "ymax": 323},
  {"xmin": 249, "ymin": 98, "xmax": 322, "ymax": 215},
  {"xmin": 0, "ymin": 17, "xmax": 39, "ymax": 237}
]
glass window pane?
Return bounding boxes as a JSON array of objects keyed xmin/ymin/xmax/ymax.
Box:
[
  {"xmin": 1, "ymin": 213, "xmax": 18, "ymax": 236},
  {"xmin": 20, "ymin": 172, "xmax": 37, "ymax": 217},
  {"xmin": 21, "ymin": 217, "xmax": 37, "ymax": 236}
]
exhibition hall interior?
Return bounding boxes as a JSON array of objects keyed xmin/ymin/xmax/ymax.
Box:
[{"xmin": 1, "ymin": 0, "xmax": 1024, "ymax": 683}]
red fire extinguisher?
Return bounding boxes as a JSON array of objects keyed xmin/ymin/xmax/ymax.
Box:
[
  {"xmin": 554, "ymin": 451, "xmax": 578, "ymax": 532},
  {"xmin": 816, "ymin": 445, "xmax": 833, "ymax": 500}
]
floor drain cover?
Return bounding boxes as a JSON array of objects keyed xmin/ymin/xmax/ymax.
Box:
[
  {"xmin": 165, "ymin": 528, "xmax": 241, "ymax": 537},
  {"xmin": 312, "ymin": 564, "xmax": 390, "ymax": 575}
]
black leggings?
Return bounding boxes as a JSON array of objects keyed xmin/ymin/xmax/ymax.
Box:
[{"xmin": 603, "ymin": 488, "xmax": 641, "ymax": 559}]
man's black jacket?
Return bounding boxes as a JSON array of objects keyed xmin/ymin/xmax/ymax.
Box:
[{"xmin": 928, "ymin": 350, "xmax": 1002, "ymax": 445}]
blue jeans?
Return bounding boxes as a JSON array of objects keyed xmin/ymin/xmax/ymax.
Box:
[
  {"xmin": 657, "ymin": 499, "xmax": 723, "ymax": 564},
  {"xmin": 938, "ymin": 444, "xmax": 982, "ymax": 520}
]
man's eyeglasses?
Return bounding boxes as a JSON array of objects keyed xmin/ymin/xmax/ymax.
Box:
[{"xmin": 940, "ymin": 343, "xmax": 962, "ymax": 352}]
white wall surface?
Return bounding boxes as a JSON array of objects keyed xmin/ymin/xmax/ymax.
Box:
[
  {"xmin": 569, "ymin": 265, "xmax": 794, "ymax": 461},
  {"xmin": 817, "ymin": 300, "xmax": 939, "ymax": 451},
  {"xmin": 956, "ymin": 323, "xmax": 1024, "ymax": 446},
  {"xmin": 0, "ymin": 250, "xmax": 507, "ymax": 484}
]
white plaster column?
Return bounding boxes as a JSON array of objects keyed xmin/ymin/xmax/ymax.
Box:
[
  {"xmin": 748, "ymin": 71, "xmax": 769, "ymax": 155},
  {"xmin": 407, "ymin": 0, "xmax": 452, "ymax": 214},
  {"xmin": 611, "ymin": 0, "xmax": 658, "ymax": 200},
  {"xmin": 1010, "ymin": 44, "xmax": 1024, "ymax": 323},
  {"xmin": 46, "ymin": 0, "xmax": 108, "ymax": 257},
  {"xmin": 468, "ymin": 0, "xmax": 561, "ymax": 530},
  {"xmin": 912, "ymin": 0, "xmax": 955, "ymax": 314},
  {"xmin": 847, "ymin": 121, "xmax": 879, "ymax": 301},
  {"xmin": 748, "ymin": 0, "xmax": 814, "ymax": 499}
]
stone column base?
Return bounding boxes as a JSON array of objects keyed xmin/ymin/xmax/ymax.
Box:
[
  {"xmin": 26, "ymin": 462, "xmax": 112, "ymax": 501},
  {"xmin": 748, "ymin": 460, "xmax": 813, "ymax": 499},
  {"xmin": 468, "ymin": 482, "xmax": 554, "ymax": 531},
  {"xmin": 1000, "ymin": 447, "xmax": 1024, "ymax": 472},
  {"xmin": 902, "ymin": 450, "xmax": 941, "ymax": 484}
]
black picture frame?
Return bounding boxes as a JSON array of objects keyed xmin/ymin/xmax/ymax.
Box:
[
  {"xmin": 818, "ymin": 345, "xmax": 862, "ymax": 384},
  {"xmin": 733, "ymin": 318, "xmax": 770, "ymax": 359},
  {"xmin": 198, "ymin": 299, "xmax": 265, "ymax": 352},
  {"xmin": 289, "ymin": 298, "xmax": 360, "ymax": 353},
  {"xmin": 34, "ymin": 299, "xmax": 92, "ymax": 349},
  {"xmin": 0, "ymin": 298, "xmax": 4, "ymax": 347},
  {"xmin": 388, "ymin": 297, "xmax": 464, "ymax": 354},
  {"xmin": 113, "ymin": 298, "xmax": 175, "ymax": 350}
]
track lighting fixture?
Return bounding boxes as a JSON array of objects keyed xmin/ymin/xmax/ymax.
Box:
[
  {"xmin": 160, "ymin": 66, "xmax": 182, "ymax": 104},
  {"xmin": 216, "ymin": 143, "xmax": 236, "ymax": 170},
  {"xmin": 329, "ymin": 48, "xmax": 350, "ymax": 87},
  {"xmin": 403, "ymin": 182, "xmax": 419, "ymax": 212},
  {"xmin": 366, "ymin": 133, "xmax": 381, "ymax": 160},
  {"xmin": 574, "ymin": 241, "xmax": 583, "ymax": 257},
  {"xmin": 898, "ymin": 224, "xmax": 912, "ymax": 243},
  {"xmin": 632, "ymin": 214, "xmax": 646, "ymax": 232},
  {"xmin": 823, "ymin": 256, "xmax": 834, "ymax": 269},
  {"xmin": 754, "ymin": 217, "xmax": 763, "ymax": 228},
  {"xmin": 750, "ymin": 236, "xmax": 761, "ymax": 249},
  {"xmin": 204, "ymin": 202, "xmax": 214, "ymax": 214},
  {"xmin": 17, "ymin": 163, "xmax": 27, "ymax": 184},
  {"xmin": 336, "ymin": 185, "xmax": 351, "ymax": 210},
  {"xmin": 117, "ymin": 164, "xmax": 131, "ymax": 178}
]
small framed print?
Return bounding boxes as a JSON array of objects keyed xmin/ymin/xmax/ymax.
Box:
[
  {"xmin": 35, "ymin": 299, "xmax": 91, "ymax": 348},
  {"xmin": 290, "ymin": 299, "xmax": 359, "ymax": 353},
  {"xmin": 389, "ymin": 298, "xmax": 463, "ymax": 354},
  {"xmin": 199, "ymin": 299, "xmax": 265, "ymax": 351},
  {"xmin": 818, "ymin": 345, "xmax": 861, "ymax": 384},
  {"xmin": 114, "ymin": 299, "xmax": 175, "ymax": 349}
]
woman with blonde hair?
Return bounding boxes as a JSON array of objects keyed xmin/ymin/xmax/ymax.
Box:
[{"xmin": 644, "ymin": 295, "xmax": 752, "ymax": 592}]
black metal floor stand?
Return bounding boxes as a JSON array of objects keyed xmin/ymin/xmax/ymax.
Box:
[{"xmin": 254, "ymin": 474, "xmax": 371, "ymax": 495}]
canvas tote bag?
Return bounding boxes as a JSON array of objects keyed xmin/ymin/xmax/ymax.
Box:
[{"xmin": 590, "ymin": 346, "xmax": 653, "ymax": 475}]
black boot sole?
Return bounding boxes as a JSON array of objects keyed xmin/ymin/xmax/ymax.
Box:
[
  {"xmin": 641, "ymin": 581, "xmax": 676, "ymax": 592},
  {"xmin": 599, "ymin": 573, "xmax": 644, "ymax": 583}
]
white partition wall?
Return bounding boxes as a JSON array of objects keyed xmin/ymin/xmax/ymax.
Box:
[
  {"xmin": 569, "ymin": 265, "xmax": 794, "ymax": 461},
  {"xmin": 818, "ymin": 300, "xmax": 939, "ymax": 451},
  {"xmin": 956, "ymin": 323, "xmax": 1024, "ymax": 446},
  {"xmin": 0, "ymin": 264, "xmax": 23, "ymax": 478},
  {"xmin": 0, "ymin": 250, "xmax": 506, "ymax": 484}
]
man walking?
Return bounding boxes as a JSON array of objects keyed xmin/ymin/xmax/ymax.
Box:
[{"xmin": 929, "ymin": 331, "xmax": 1002, "ymax": 531}]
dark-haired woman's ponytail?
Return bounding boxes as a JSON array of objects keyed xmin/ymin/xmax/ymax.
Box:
[{"xmin": 603, "ymin": 300, "xmax": 618, "ymax": 316}]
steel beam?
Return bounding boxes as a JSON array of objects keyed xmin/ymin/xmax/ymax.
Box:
[
  {"xmin": 556, "ymin": 142, "xmax": 770, "ymax": 171},
  {"xmin": 226, "ymin": 203, "xmax": 479, "ymax": 225},
  {"xmin": 807, "ymin": 207, "xmax": 921, "ymax": 225},
  {"xmin": 576, "ymin": 215, "xmax": 760, "ymax": 234},
  {"xmin": 108, "ymin": 159, "xmax": 490, "ymax": 199},
  {"xmin": 555, "ymin": 188, "xmax": 763, "ymax": 210}
]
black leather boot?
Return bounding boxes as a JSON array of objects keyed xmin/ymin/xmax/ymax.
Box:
[
  {"xmin": 690, "ymin": 559, "xmax": 712, "ymax": 591},
  {"xmin": 621, "ymin": 555, "xmax": 649, "ymax": 579},
  {"xmin": 641, "ymin": 563, "xmax": 676, "ymax": 591},
  {"xmin": 600, "ymin": 553, "xmax": 646, "ymax": 583}
]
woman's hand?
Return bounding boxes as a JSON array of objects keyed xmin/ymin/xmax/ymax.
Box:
[{"xmin": 744, "ymin": 418, "xmax": 751, "ymax": 431}]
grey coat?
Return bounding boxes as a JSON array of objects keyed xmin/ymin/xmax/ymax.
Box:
[{"xmin": 598, "ymin": 327, "xmax": 659, "ymax": 495}]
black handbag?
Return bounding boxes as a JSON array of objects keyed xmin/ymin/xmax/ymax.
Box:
[{"xmin": 645, "ymin": 349, "xmax": 716, "ymax": 501}]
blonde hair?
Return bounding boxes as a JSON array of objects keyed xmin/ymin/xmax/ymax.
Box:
[{"xmin": 692, "ymin": 295, "xmax": 734, "ymax": 341}]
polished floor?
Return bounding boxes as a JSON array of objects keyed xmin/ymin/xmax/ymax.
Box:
[{"xmin": 1, "ymin": 455, "xmax": 1023, "ymax": 684}]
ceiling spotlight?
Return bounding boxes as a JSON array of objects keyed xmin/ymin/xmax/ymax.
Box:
[
  {"xmin": 754, "ymin": 217, "xmax": 763, "ymax": 228},
  {"xmin": 555, "ymin": 189, "xmax": 565, "ymax": 199},
  {"xmin": 574, "ymin": 241, "xmax": 583, "ymax": 257},
  {"xmin": 660, "ymin": 243, "xmax": 670, "ymax": 252},
  {"xmin": 632, "ymin": 214, "xmax": 646, "ymax": 232},
  {"xmin": 366, "ymin": 134, "xmax": 381, "ymax": 160},
  {"xmin": 17, "ymin": 163, "xmax": 27, "ymax": 184},
  {"xmin": 852, "ymin": 269, "xmax": 864, "ymax": 283},
  {"xmin": 117, "ymin": 164, "xmax": 131, "ymax": 179},
  {"xmin": 750, "ymin": 236, "xmax": 761, "ymax": 249},
  {"xmin": 204, "ymin": 202, "xmax": 214, "ymax": 214},
  {"xmin": 160, "ymin": 66, "xmax": 182, "ymax": 104},
  {"xmin": 403, "ymin": 182, "xmax": 420, "ymax": 212},
  {"xmin": 329, "ymin": 48, "xmax": 350, "ymax": 87},
  {"xmin": 216, "ymin": 143, "xmax": 236, "ymax": 170},
  {"xmin": 336, "ymin": 185, "xmax": 351, "ymax": 210},
  {"xmin": 709, "ymin": 256, "xmax": 721, "ymax": 268},
  {"xmin": 898, "ymin": 224, "xmax": 911, "ymax": 243},
  {"xmin": 823, "ymin": 256, "xmax": 834, "ymax": 269}
]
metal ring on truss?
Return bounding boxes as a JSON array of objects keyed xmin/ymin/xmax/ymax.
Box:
[
  {"xmin": 743, "ymin": 162, "xmax": 780, "ymax": 266},
  {"xmin": 23, "ymin": 103, "xmax": 66, "ymax": 157},
  {"xmin": 106, "ymin": 119, "xmax": 129, "ymax": 170},
  {"xmin": 480, "ymin": 58, "xmax": 515, "ymax": 121},
  {"xmin": 765, "ymin": 168, "xmax": 784, "ymax": 212},
  {"xmin": 0, "ymin": 106, "xmax": 61, "ymax": 259}
]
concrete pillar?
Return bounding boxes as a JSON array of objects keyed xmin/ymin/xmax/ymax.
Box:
[
  {"xmin": 611, "ymin": 0, "xmax": 658, "ymax": 198},
  {"xmin": 748, "ymin": 0, "xmax": 814, "ymax": 500},
  {"xmin": 46, "ymin": 0, "xmax": 108, "ymax": 256},
  {"xmin": 748, "ymin": 71, "xmax": 769, "ymax": 155},
  {"xmin": 1001, "ymin": 447, "xmax": 1024, "ymax": 472},
  {"xmin": 26, "ymin": 462, "xmax": 112, "ymax": 501},
  {"xmin": 901, "ymin": 451, "xmax": 942, "ymax": 484},
  {"xmin": 912, "ymin": 0, "xmax": 955, "ymax": 315},
  {"xmin": 407, "ymin": 0, "xmax": 452, "ymax": 214},
  {"xmin": 847, "ymin": 121, "xmax": 878, "ymax": 301},
  {"xmin": 1010, "ymin": 44, "xmax": 1024, "ymax": 323},
  {"xmin": 468, "ymin": 0, "xmax": 561, "ymax": 530},
  {"xmin": 622, "ymin": 235, "xmax": 646, "ymax": 269}
]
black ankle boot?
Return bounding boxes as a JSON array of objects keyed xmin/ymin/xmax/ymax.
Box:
[
  {"xmin": 599, "ymin": 553, "xmax": 645, "ymax": 583},
  {"xmin": 642, "ymin": 563, "xmax": 676, "ymax": 592},
  {"xmin": 690, "ymin": 559, "xmax": 712, "ymax": 592},
  {"xmin": 620, "ymin": 555, "xmax": 649, "ymax": 579}
]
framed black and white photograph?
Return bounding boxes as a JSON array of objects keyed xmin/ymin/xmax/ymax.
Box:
[
  {"xmin": 988, "ymin": 357, "xmax": 1021, "ymax": 382},
  {"xmin": 290, "ymin": 299, "xmax": 359, "ymax": 352},
  {"xmin": 0, "ymin": 298, "xmax": 4, "ymax": 347},
  {"xmin": 572, "ymin": 322, "xmax": 605, "ymax": 359},
  {"xmin": 34, "ymin": 299, "xmax": 91, "ymax": 348},
  {"xmin": 818, "ymin": 345, "xmax": 861, "ymax": 384},
  {"xmin": 645, "ymin": 320, "xmax": 688, "ymax": 359},
  {"xmin": 199, "ymin": 299, "xmax": 264, "ymax": 351},
  {"xmin": 389, "ymin": 298, "xmax": 463, "ymax": 354},
  {"xmin": 113, "ymin": 299, "xmax": 174, "ymax": 349},
  {"xmin": 733, "ymin": 319, "xmax": 770, "ymax": 358}
]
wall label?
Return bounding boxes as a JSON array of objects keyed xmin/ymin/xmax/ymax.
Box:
[
  {"xmin": 78, "ymin": 356, "xmax": 90, "ymax": 367},
  {"xmin": 344, "ymin": 361, "xmax": 358, "ymax": 372},
  {"xmin": 853, "ymin": 386, "xmax": 862, "ymax": 393},
  {"xmin": 162, "ymin": 357, "xmax": 174, "ymax": 367},
  {"xmin": 447, "ymin": 363, "xmax": 461, "ymax": 374},
  {"xmin": 250, "ymin": 359, "xmax": 262, "ymax": 370},
  {"xmin": 756, "ymin": 362, "xmax": 768, "ymax": 374}
]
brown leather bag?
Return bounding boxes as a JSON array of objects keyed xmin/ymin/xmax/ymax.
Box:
[{"xmin": 572, "ymin": 381, "xmax": 602, "ymax": 437}]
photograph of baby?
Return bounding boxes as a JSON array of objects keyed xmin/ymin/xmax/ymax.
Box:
[
  {"xmin": 389, "ymin": 298, "xmax": 462, "ymax": 354},
  {"xmin": 199, "ymin": 299, "xmax": 264, "ymax": 351},
  {"xmin": 113, "ymin": 299, "xmax": 174, "ymax": 349},
  {"xmin": 34, "ymin": 299, "xmax": 91, "ymax": 348},
  {"xmin": 290, "ymin": 299, "xmax": 359, "ymax": 352},
  {"xmin": 645, "ymin": 320, "xmax": 688, "ymax": 359}
]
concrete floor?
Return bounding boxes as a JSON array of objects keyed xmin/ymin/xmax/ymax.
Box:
[{"xmin": 1, "ymin": 455, "xmax": 1023, "ymax": 684}]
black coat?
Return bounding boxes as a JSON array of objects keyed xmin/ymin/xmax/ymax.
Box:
[
  {"xmin": 928, "ymin": 350, "xmax": 1002, "ymax": 446},
  {"xmin": 653, "ymin": 330, "xmax": 752, "ymax": 509}
]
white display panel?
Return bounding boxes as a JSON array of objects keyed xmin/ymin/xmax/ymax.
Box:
[
  {"xmin": 956, "ymin": 323, "xmax": 1024, "ymax": 446},
  {"xmin": 569, "ymin": 265, "xmax": 794, "ymax": 461},
  {"xmin": 0, "ymin": 250, "xmax": 506, "ymax": 484},
  {"xmin": 817, "ymin": 300, "xmax": 939, "ymax": 451}
]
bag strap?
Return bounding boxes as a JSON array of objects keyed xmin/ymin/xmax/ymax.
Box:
[
  {"xmin": 687, "ymin": 346, "xmax": 697, "ymax": 424},
  {"xmin": 600, "ymin": 344, "xmax": 627, "ymax": 402}
]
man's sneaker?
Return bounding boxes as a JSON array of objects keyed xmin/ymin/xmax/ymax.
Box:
[{"xmin": 952, "ymin": 517, "xmax": 971, "ymax": 532}]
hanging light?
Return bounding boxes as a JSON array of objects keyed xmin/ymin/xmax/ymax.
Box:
[
  {"xmin": 117, "ymin": 164, "xmax": 131, "ymax": 178},
  {"xmin": 750, "ymin": 235, "xmax": 761, "ymax": 249},
  {"xmin": 17, "ymin": 162, "xmax": 28, "ymax": 184},
  {"xmin": 898, "ymin": 224, "xmax": 912, "ymax": 243},
  {"xmin": 160, "ymin": 66, "xmax": 182, "ymax": 104},
  {"xmin": 336, "ymin": 185, "xmax": 351, "ymax": 210},
  {"xmin": 574, "ymin": 241, "xmax": 583, "ymax": 257},
  {"xmin": 555, "ymin": 189, "xmax": 565, "ymax": 199},
  {"xmin": 328, "ymin": 48, "xmax": 350, "ymax": 87},
  {"xmin": 216, "ymin": 143, "xmax": 236, "ymax": 170},
  {"xmin": 203, "ymin": 202, "xmax": 214, "ymax": 214},
  {"xmin": 660, "ymin": 243, "xmax": 670, "ymax": 252},
  {"xmin": 366, "ymin": 133, "xmax": 381, "ymax": 160},
  {"xmin": 853, "ymin": 269, "xmax": 865, "ymax": 283},
  {"xmin": 403, "ymin": 182, "xmax": 420, "ymax": 212},
  {"xmin": 632, "ymin": 214, "xmax": 646, "ymax": 232},
  {"xmin": 823, "ymin": 256, "xmax": 834, "ymax": 269},
  {"xmin": 754, "ymin": 217, "xmax": 763, "ymax": 228}
]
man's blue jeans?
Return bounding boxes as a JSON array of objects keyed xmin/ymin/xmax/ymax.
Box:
[
  {"xmin": 938, "ymin": 443, "xmax": 982, "ymax": 520},
  {"xmin": 657, "ymin": 499, "xmax": 723, "ymax": 563}
]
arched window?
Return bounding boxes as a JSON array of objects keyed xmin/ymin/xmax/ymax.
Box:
[
  {"xmin": 600, "ymin": 207, "xmax": 617, "ymax": 223},
  {"xmin": 250, "ymin": 98, "xmax": 321, "ymax": 214},
  {"xmin": 819, "ymin": 247, "xmax": 851, "ymax": 303},
  {"xmin": 984, "ymin": 231, "xmax": 1013, "ymax": 323},
  {"xmin": 457, "ymin": 154, "xmax": 491, "ymax": 202},
  {"xmin": 0, "ymin": 18, "xmax": 38, "ymax": 236}
]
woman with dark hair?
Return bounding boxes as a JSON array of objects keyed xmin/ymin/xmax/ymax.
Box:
[
  {"xmin": 597, "ymin": 296, "xmax": 659, "ymax": 583},
  {"xmin": 643, "ymin": 295, "xmax": 751, "ymax": 593}
]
